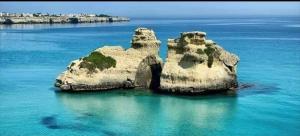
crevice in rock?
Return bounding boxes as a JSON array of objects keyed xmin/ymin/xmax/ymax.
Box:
[
  {"xmin": 135, "ymin": 56, "xmax": 162, "ymax": 90},
  {"xmin": 149, "ymin": 63, "xmax": 162, "ymax": 90},
  {"xmin": 225, "ymin": 65, "xmax": 233, "ymax": 72}
]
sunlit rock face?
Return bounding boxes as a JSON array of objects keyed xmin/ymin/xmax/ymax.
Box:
[
  {"xmin": 160, "ymin": 31, "xmax": 239, "ymax": 94},
  {"xmin": 131, "ymin": 27, "xmax": 161, "ymax": 53},
  {"xmin": 55, "ymin": 27, "xmax": 163, "ymax": 91},
  {"xmin": 55, "ymin": 28, "xmax": 239, "ymax": 94}
]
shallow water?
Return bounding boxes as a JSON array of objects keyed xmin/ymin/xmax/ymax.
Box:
[{"xmin": 0, "ymin": 17, "xmax": 300, "ymax": 136}]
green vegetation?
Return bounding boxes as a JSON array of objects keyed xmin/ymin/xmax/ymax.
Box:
[
  {"xmin": 204, "ymin": 46, "xmax": 215, "ymax": 56},
  {"xmin": 204, "ymin": 46, "xmax": 215, "ymax": 68},
  {"xmin": 3, "ymin": 19, "xmax": 13, "ymax": 24},
  {"xmin": 49, "ymin": 18, "xmax": 54, "ymax": 24},
  {"xmin": 96, "ymin": 14, "xmax": 111, "ymax": 17},
  {"xmin": 196, "ymin": 49, "xmax": 205, "ymax": 55},
  {"xmin": 79, "ymin": 52, "xmax": 116, "ymax": 73},
  {"xmin": 33, "ymin": 13, "xmax": 42, "ymax": 17},
  {"xmin": 70, "ymin": 62, "xmax": 75, "ymax": 67},
  {"xmin": 69, "ymin": 17, "xmax": 79, "ymax": 24},
  {"xmin": 205, "ymin": 43, "xmax": 213, "ymax": 47}
]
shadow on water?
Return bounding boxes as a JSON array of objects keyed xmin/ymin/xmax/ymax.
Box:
[
  {"xmin": 237, "ymin": 82, "xmax": 281, "ymax": 97},
  {"xmin": 40, "ymin": 114, "xmax": 107, "ymax": 133},
  {"xmin": 101, "ymin": 130, "xmax": 117, "ymax": 136},
  {"xmin": 41, "ymin": 115, "xmax": 61, "ymax": 129},
  {"xmin": 40, "ymin": 115, "xmax": 79, "ymax": 130}
]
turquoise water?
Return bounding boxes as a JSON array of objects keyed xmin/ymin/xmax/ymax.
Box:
[{"xmin": 1, "ymin": 17, "xmax": 300, "ymax": 136}]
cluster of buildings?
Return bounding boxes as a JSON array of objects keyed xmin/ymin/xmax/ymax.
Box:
[
  {"xmin": 0, "ymin": 12, "xmax": 129, "ymax": 24},
  {"xmin": 0, "ymin": 12, "xmax": 107, "ymax": 18},
  {"xmin": 0, "ymin": 12, "xmax": 32, "ymax": 17}
]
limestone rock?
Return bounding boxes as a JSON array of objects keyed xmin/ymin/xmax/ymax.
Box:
[
  {"xmin": 160, "ymin": 31, "xmax": 239, "ymax": 94},
  {"xmin": 131, "ymin": 27, "xmax": 161, "ymax": 54},
  {"xmin": 55, "ymin": 28, "xmax": 240, "ymax": 94},
  {"xmin": 55, "ymin": 28, "xmax": 163, "ymax": 91}
]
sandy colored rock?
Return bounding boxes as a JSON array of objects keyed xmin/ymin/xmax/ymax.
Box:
[
  {"xmin": 55, "ymin": 28, "xmax": 162, "ymax": 91},
  {"xmin": 55, "ymin": 28, "xmax": 240, "ymax": 94},
  {"xmin": 160, "ymin": 31, "xmax": 239, "ymax": 94}
]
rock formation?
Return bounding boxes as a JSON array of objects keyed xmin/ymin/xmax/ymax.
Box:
[
  {"xmin": 55, "ymin": 28, "xmax": 162, "ymax": 91},
  {"xmin": 55, "ymin": 28, "xmax": 240, "ymax": 94},
  {"xmin": 160, "ymin": 31, "xmax": 239, "ymax": 94}
]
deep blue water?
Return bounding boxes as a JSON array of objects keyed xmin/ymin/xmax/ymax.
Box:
[{"xmin": 0, "ymin": 17, "xmax": 300, "ymax": 136}]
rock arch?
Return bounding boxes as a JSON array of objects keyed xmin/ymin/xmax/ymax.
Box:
[{"xmin": 135, "ymin": 55, "xmax": 162, "ymax": 90}]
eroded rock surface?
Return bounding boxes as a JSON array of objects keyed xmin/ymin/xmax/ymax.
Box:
[
  {"xmin": 55, "ymin": 28, "xmax": 240, "ymax": 94},
  {"xmin": 55, "ymin": 28, "xmax": 162, "ymax": 91},
  {"xmin": 160, "ymin": 31, "xmax": 239, "ymax": 94}
]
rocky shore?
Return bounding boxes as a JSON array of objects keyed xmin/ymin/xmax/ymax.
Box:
[
  {"xmin": 0, "ymin": 16, "xmax": 129, "ymax": 24},
  {"xmin": 55, "ymin": 27, "xmax": 239, "ymax": 94}
]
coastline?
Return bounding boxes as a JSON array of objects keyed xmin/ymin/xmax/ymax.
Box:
[{"xmin": 0, "ymin": 16, "xmax": 130, "ymax": 24}]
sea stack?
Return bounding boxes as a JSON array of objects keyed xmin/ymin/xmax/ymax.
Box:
[
  {"xmin": 55, "ymin": 27, "xmax": 163, "ymax": 91},
  {"xmin": 160, "ymin": 31, "xmax": 239, "ymax": 94},
  {"xmin": 55, "ymin": 28, "xmax": 240, "ymax": 94}
]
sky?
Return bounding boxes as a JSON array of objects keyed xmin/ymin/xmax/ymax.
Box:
[{"xmin": 0, "ymin": 2, "xmax": 300, "ymax": 18}]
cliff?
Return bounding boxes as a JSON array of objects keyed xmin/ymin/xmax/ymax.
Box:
[
  {"xmin": 160, "ymin": 31, "xmax": 239, "ymax": 94},
  {"xmin": 55, "ymin": 28, "xmax": 162, "ymax": 91}
]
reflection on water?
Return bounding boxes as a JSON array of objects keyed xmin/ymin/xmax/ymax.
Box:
[{"xmin": 55, "ymin": 90, "xmax": 237, "ymax": 135}]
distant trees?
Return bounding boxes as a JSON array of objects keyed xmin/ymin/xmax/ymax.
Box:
[
  {"xmin": 69, "ymin": 17, "xmax": 79, "ymax": 24},
  {"xmin": 50, "ymin": 14, "xmax": 59, "ymax": 17},
  {"xmin": 3, "ymin": 19, "xmax": 13, "ymax": 24},
  {"xmin": 96, "ymin": 14, "xmax": 111, "ymax": 17},
  {"xmin": 33, "ymin": 13, "xmax": 42, "ymax": 17},
  {"xmin": 49, "ymin": 18, "xmax": 53, "ymax": 24}
]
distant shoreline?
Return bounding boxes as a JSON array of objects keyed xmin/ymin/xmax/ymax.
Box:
[{"xmin": 0, "ymin": 16, "xmax": 130, "ymax": 24}]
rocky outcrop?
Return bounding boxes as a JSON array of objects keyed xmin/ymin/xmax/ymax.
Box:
[
  {"xmin": 160, "ymin": 31, "xmax": 239, "ymax": 94},
  {"xmin": 55, "ymin": 28, "xmax": 240, "ymax": 94},
  {"xmin": 0, "ymin": 16, "xmax": 129, "ymax": 24},
  {"xmin": 55, "ymin": 28, "xmax": 162, "ymax": 91}
]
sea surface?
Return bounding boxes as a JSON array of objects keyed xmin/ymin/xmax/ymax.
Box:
[{"xmin": 0, "ymin": 17, "xmax": 300, "ymax": 136}]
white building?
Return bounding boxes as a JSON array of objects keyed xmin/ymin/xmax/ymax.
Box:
[
  {"xmin": 22, "ymin": 13, "xmax": 33, "ymax": 17},
  {"xmin": 87, "ymin": 14, "xmax": 96, "ymax": 17},
  {"xmin": 67, "ymin": 14, "xmax": 80, "ymax": 17}
]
